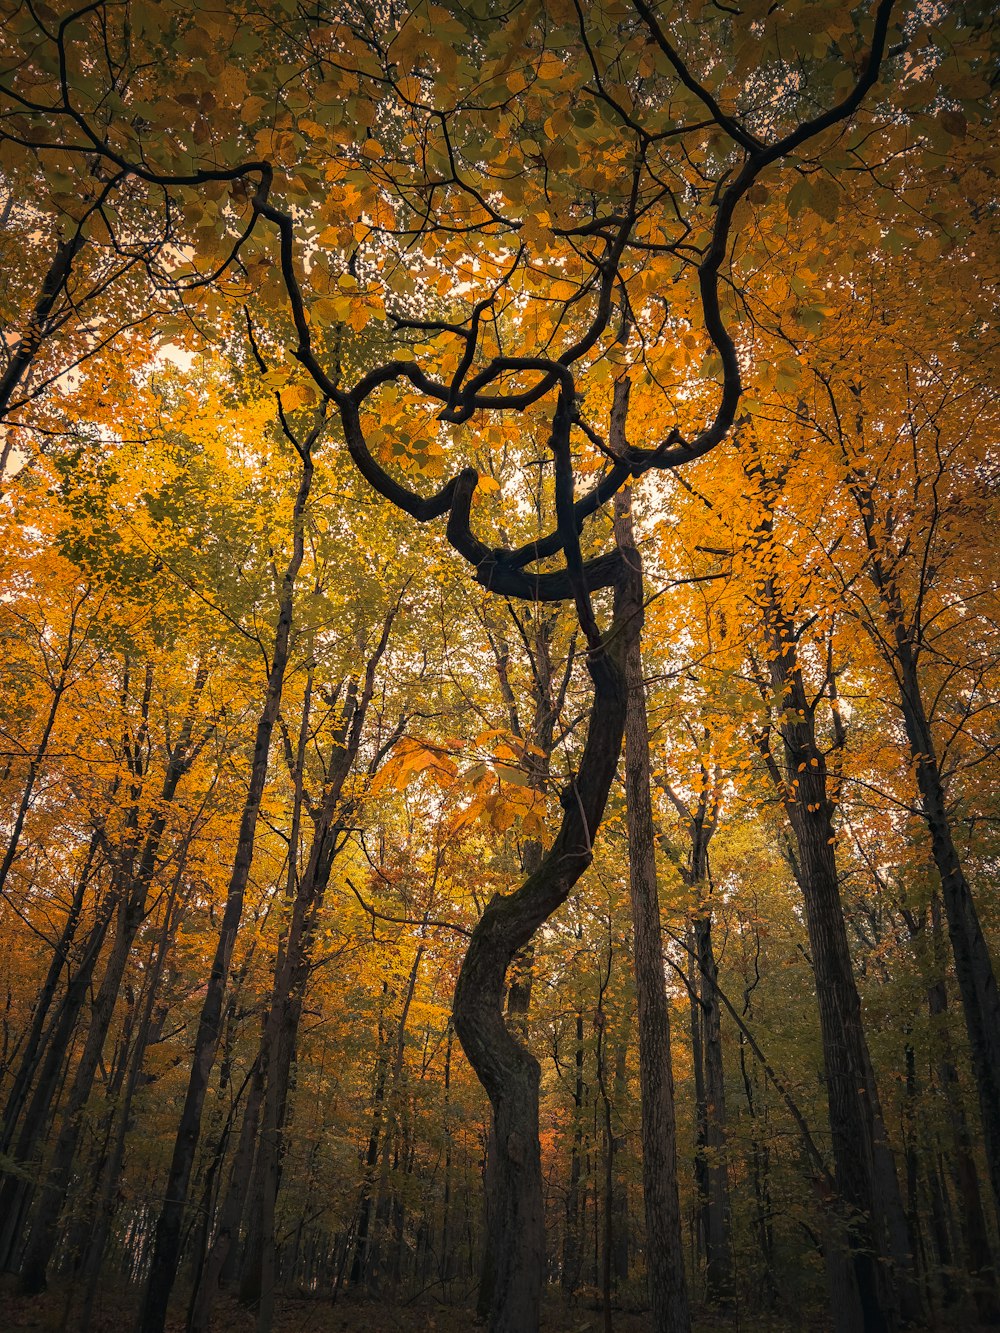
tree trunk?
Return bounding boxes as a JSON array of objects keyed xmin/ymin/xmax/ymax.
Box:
[
  {"xmin": 476, "ymin": 602, "xmax": 562, "ymax": 1307},
  {"xmin": 350, "ymin": 987, "xmax": 390, "ymax": 1290},
  {"xmin": 0, "ymin": 896, "xmax": 116, "ymax": 1271},
  {"xmin": 18, "ymin": 665, "xmax": 207, "ymax": 1295},
  {"xmin": 0, "ymin": 587, "xmax": 90, "ymax": 898},
  {"xmin": 925, "ymin": 896, "xmax": 1000, "ymax": 1319},
  {"xmin": 187, "ymin": 1057, "xmax": 265, "ymax": 1332},
  {"xmin": 737, "ymin": 1026, "xmax": 776, "ymax": 1307},
  {"xmin": 77, "ymin": 877, "xmax": 184, "ymax": 1332},
  {"xmin": 756, "ymin": 570, "xmax": 916, "ymax": 1331},
  {"xmin": 19, "ymin": 895, "xmax": 151, "ymax": 1293},
  {"xmin": 451, "ymin": 556, "xmax": 633, "ymax": 1333},
  {"xmin": 611, "ymin": 1041, "xmax": 629, "ymax": 1287},
  {"xmin": 0, "ymin": 231, "xmax": 85, "ymax": 425},
  {"xmin": 0, "ymin": 827, "xmax": 102, "ymax": 1155},
  {"xmin": 254, "ymin": 625, "xmax": 396, "ymax": 1331},
  {"xmin": 898, "ymin": 650, "xmax": 1000, "ymax": 1230},
  {"xmin": 440, "ymin": 1024, "xmax": 455, "ymax": 1287},
  {"xmin": 852, "ymin": 472, "xmax": 1000, "ymax": 1232},
  {"xmin": 139, "ymin": 423, "xmax": 320, "ymax": 1333},
  {"xmin": 561, "ymin": 1005, "xmax": 585, "ymax": 1297},
  {"xmin": 694, "ymin": 903, "xmax": 734, "ymax": 1305},
  {"xmin": 787, "ymin": 781, "xmax": 891, "ymax": 1330},
  {"xmin": 595, "ymin": 962, "xmax": 616, "ymax": 1333},
  {"xmin": 614, "ymin": 485, "xmax": 691, "ymax": 1333},
  {"xmin": 687, "ymin": 921, "xmax": 708, "ymax": 1288}
]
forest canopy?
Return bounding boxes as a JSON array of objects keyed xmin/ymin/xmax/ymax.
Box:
[{"xmin": 0, "ymin": 2, "xmax": 997, "ymax": 1332}]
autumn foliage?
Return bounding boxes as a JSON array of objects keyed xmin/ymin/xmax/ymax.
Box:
[{"xmin": 0, "ymin": 2, "xmax": 997, "ymax": 1332}]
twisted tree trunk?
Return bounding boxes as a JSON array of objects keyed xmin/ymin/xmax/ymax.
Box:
[{"xmin": 451, "ymin": 565, "xmax": 634, "ymax": 1333}]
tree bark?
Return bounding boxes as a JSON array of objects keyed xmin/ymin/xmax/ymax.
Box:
[
  {"xmin": 849, "ymin": 470, "xmax": 1000, "ymax": 1232},
  {"xmin": 0, "ymin": 230, "xmax": 85, "ymax": 426},
  {"xmin": 77, "ymin": 873, "xmax": 184, "ymax": 1332},
  {"xmin": 614, "ymin": 485, "xmax": 691, "ymax": 1333},
  {"xmin": 475, "ymin": 602, "xmax": 566, "ymax": 1312},
  {"xmin": 254, "ymin": 616, "xmax": 397, "ymax": 1331},
  {"xmin": 0, "ymin": 895, "xmax": 116, "ymax": 1271},
  {"xmin": 18, "ymin": 664, "xmax": 207, "ymax": 1294},
  {"xmin": 187, "ymin": 1056, "xmax": 265, "ymax": 1333},
  {"xmin": 898, "ymin": 651, "xmax": 1000, "ymax": 1229},
  {"xmin": 138, "ymin": 419, "xmax": 322, "ymax": 1333},
  {"xmin": 561, "ymin": 1004, "xmax": 585, "ymax": 1298},
  {"xmin": 669, "ymin": 770, "xmax": 733, "ymax": 1310},
  {"xmin": 752, "ymin": 541, "xmax": 917, "ymax": 1330},
  {"xmin": 0, "ymin": 827, "xmax": 102, "ymax": 1155},
  {"xmin": 611, "ymin": 1040, "xmax": 630, "ymax": 1286},
  {"xmin": 923, "ymin": 896, "xmax": 1000, "ymax": 1319},
  {"xmin": 0, "ymin": 586, "xmax": 92, "ymax": 899},
  {"xmin": 451, "ymin": 558, "xmax": 633, "ymax": 1333},
  {"xmin": 694, "ymin": 902, "xmax": 733, "ymax": 1305}
]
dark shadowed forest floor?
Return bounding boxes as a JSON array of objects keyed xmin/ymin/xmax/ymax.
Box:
[
  {"xmin": 1, "ymin": 1283, "xmax": 827, "ymax": 1332},
  {"xmin": 6, "ymin": 1285, "xmax": 995, "ymax": 1333}
]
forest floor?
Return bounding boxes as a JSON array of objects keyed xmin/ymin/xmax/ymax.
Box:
[
  {"xmin": 0, "ymin": 1282, "xmax": 837, "ymax": 1333},
  {"xmin": 5, "ymin": 1285, "xmax": 990, "ymax": 1333}
]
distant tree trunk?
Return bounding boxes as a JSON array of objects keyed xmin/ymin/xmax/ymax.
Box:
[
  {"xmin": 475, "ymin": 1120, "xmax": 498, "ymax": 1320},
  {"xmin": 847, "ymin": 471, "xmax": 1000, "ymax": 1232},
  {"xmin": 901, "ymin": 1039, "xmax": 935, "ymax": 1310},
  {"xmin": 900, "ymin": 656, "xmax": 1000, "ymax": 1227},
  {"xmin": 0, "ymin": 894, "xmax": 116, "ymax": 1271},
  {"xmin": 924, "ymin": 895, "xmax": 999, "ymax": 1319},
  {"xmin": 18, "ymin": 664, "xmax": 207, "ymax": 1295},
  {"xmin": 358, "ymin": 947, "xmax": 423, "ymax": 1299},
  {"xmin": 0, "ymin": 656, "xmax": 152, "ymax": 1244},
  {"xmin": 614, "ymin": 484, "xmax": 690, "ymax": 1333},
  {"xmin": 0, "ymin": 586, "xmax": 91, "ymax": 899},
  {"xmin": 0, "ymin": 826, "xmax": 102, "ymax": 1155},
  {"xmin": 188, "ymin": 1056, "xmax": 265, "ymax": 1332},
  {"xmin": 669, "ymin": 776, "xmax": 733, "ymax": 1310},
  {"xmin": 78, "ymin": 874, "xmax": 184, "ymax": 1332},
  {"xmin": 138, "ymin": 418, "xmax": 324, "ymax": 1333},
  {"xmin": 19, "ymin": 900, "xmax": 147, "ymax": 1292},
  {"xmin": 440, "ymin": 1024, "xmax": 455, "ymax": 1287},
  {"xmin": 687, "ymin": 922, "xmax": 708, "ymax": 1285},
  {"xmin": 561, "ymin": 1004, "xmax": 585, "ymax": 1298},
  {"xmin": 350, "ymin": 1000, "xmax": 389, "ymax": 1292},
  {"xmin": 737, "ymin": 1025, "xmax": 776, "ymax": 1306},
  {"xmin": 755, "ymin": 570, "xmax": 918, "ymax": 1331},
  {"xmin": 695, "ymin": 901, "xmax": 733, "ymax": 1305},
  {"xmin": 255, "ymin": 615, "xmax": 397, "ymax": 1333},
  {"xmin": 611, "ymin": 1041, "xmax": 629, "ymax": 1287},
  {"xmin": 594, "ymin": 941, "xmax": 618, "ymax": 1333},
  {"xmin": 926, "ymin": 1155, "xmax": 958, "ymax": 1305}
]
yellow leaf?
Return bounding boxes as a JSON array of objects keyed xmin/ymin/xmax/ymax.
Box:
[
  {"xmin": 536, "ymin": 51, "xmax": 564, "ymax": 82},
  {"xmin": 396, "ymin": 76, "xmax": 423, "ymax": 102}
]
